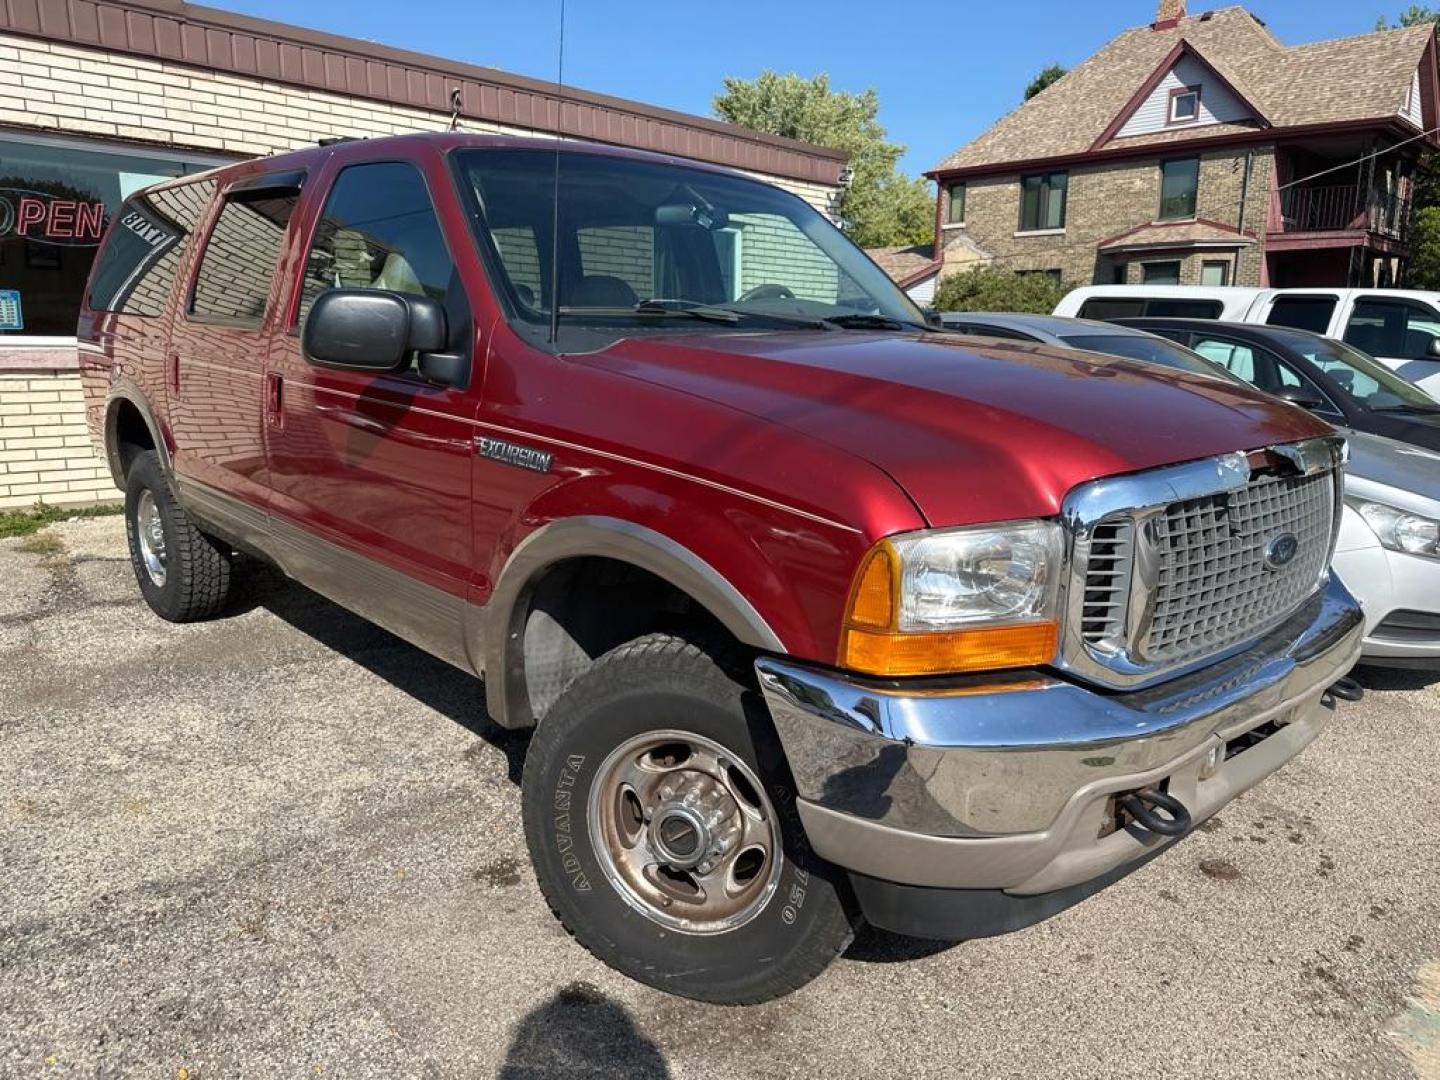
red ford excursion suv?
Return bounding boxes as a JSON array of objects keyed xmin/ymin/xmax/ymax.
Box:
[{"xmin": 80, "ymin": 132, "xmax": 1363, "ymax": 1004}]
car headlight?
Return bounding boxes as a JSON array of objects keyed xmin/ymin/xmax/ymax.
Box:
[
  {"xmin": 1349, "ymin": 497, "xmax": 1440, "ymax": 559},
  {"xmin": 839, "ymin": 520, "xmax": 1063, "ymax": 676}
]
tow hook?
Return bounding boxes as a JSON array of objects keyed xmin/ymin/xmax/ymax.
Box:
[
  {"xmin": 1118, "ymin": 788, "xmax": 1192, "ymax": 837},
  {"xmin": 1323, "ymin": 676, "xmax": 1365, "ymax": 707}
]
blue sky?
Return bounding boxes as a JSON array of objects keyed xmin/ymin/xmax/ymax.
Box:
[{"xmin": 219, "ymin": 0, "xmax": 1402, "ymax": 177}]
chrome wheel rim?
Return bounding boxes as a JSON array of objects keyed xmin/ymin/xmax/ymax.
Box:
[
  {"xmin": 135, "ymin": 490, "xmax": 167, "ymax": 587},
  {"xmin": 588, "ymin": 729, "xmax": 783, "ymax": 935}
]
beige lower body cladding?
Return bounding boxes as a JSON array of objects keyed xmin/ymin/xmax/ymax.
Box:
[{"xmin": 0, "ymin": 361, "xmax": 114, "ymax": 510}]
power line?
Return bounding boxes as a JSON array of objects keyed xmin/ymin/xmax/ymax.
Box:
[{"xmin": 1272, "ymin": 124, "xmax": 1440, "ymax": 191}]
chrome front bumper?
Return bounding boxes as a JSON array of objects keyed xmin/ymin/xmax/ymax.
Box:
[{"xmin": 755, "ymin": 576, "xmax": 1363, "ymax": 896}]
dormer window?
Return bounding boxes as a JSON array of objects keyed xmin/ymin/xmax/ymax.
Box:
[{"xmin": 1169, "ymin": 86, "xmax": 1201, "ymax": 124}]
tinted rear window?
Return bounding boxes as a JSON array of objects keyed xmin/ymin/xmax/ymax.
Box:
[
  {"xmin": 87, "ymin": 181, "xmax": 212, "ymax": 316},
  {"xmin": 189, "ymin": 190, "xmax": 298, "ymax": 326},
  {"xmin": 1144, "ymin": 299, "xmax": 1222, "ymax": 318},
  {"xmin": 1059, "ymin": 333, "xmax": 1227, "ymax": 378}
]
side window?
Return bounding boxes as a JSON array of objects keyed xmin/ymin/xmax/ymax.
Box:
[
  {"xmin": 1077, "ymin": 298, "xmax": 1145, "ymax": 319},
  {"xmin": 1344, "ymin": 298, "xmax": 1440, "ymax": 359},
  {"xmin": 1145, "ymin": 299, "xmax": 1222, "ymax": 318},
  {"xmin": 190, "ymin": 190, "xmax": 298, "ymax": 326},
  {"xmin": 88, "ymin": 181, "xmax": 214, "ymax": 316},
  {"xmin": 1192, "ymin": 336, "xmax": 1258, "ymax": 383},
  {"xmin": 299, "ymin": 162, "xmax": 454, "ymax": 323},
  {"xmin": 1265, "ymin": 296, "xmax": 1337, "ymax": 334}
]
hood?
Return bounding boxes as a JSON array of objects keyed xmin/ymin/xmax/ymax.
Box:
[
  {"xmin": 575, "ymin": 330, "xmax": 1332, "ymax": 526},
  {"xmin": 1344, "ymin": 428, "xmax": 1440, "ymax": 515}
]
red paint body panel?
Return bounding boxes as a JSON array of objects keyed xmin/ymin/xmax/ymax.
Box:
[{"xmin": 78, "ymin": 132, "xmax": 1336, "ymax": 671}]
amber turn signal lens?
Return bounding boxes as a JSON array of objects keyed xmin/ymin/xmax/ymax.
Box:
[
  {"xmin": 839, "ymin": 621, "xmax": 1059, "ymax": 678},
  {"xmin": 846, "ymin": 543, "xmax": 896, "ymax": 630}
]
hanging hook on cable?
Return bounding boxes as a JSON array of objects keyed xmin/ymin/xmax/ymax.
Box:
[{"xmin": 449, "ymin": 87, "xmax": 463, "ymax": 132}]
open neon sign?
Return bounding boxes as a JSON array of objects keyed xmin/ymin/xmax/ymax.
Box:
[{"xmin": 0, "ymin": 189, "xmax": 108, "ymax": 246}]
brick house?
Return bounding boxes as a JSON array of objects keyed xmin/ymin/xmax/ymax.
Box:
[
  {"xmin": 0, "ymin": 0, "xmax": 847, "ymax": 508},
  {"xmin": 919, "ymin": 1, "xmax": 1440, "ymax": 296}
]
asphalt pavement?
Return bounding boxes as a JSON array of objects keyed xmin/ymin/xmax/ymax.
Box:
[{"xmin": 2, "ymin": 515, "xmax": 1438, "ymax": 1079}]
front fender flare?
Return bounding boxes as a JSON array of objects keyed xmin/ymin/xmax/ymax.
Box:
[{"xmin": 477, "ymin": 516, "xmax": 785, "ymax": 729}]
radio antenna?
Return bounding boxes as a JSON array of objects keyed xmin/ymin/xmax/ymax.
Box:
[{"xmin": 547, "ymin": 0, "xmax": 567, "ymax": 345}]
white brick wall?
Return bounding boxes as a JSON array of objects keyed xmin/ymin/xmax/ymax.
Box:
[{"xmin": 0, "ymin": 371, "xmax": 115, "ymax": 510}]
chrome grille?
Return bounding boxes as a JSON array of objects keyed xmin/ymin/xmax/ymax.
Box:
[
  {"xmin": 1063, "ymin": 438, "xmax": 1344, "ymax": 689},
  {"xmin": 1142, "ymin": 471, "xmax": 1333, "ymax": 664}
]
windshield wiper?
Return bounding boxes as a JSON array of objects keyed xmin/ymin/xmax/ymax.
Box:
[
  {"xmin": 820, "ymin": 313, "xmax": 928, "ymax": 332},
  {"xmin": 1372, "ymin": 403, "xmax": 1440, "ymax": 414},
  {"xmin": 633, "ymin": 299, "xmax": 740, "ymax": 323}
]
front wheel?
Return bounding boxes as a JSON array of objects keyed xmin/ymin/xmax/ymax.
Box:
[{"xmin": 521, "ymin": 634, "xmax": 856, "ymax": 1003}]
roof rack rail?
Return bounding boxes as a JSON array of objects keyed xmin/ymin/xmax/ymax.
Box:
[{"xmin": 317, "ymin": 136, "xmax": 362, "ymax": 147}]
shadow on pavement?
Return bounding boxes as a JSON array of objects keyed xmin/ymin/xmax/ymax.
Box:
[
  {"xmin": 1352, "ymin": 664, "xmax": 1440, "ymax": 692},
  {"xmin": 236, "ymin": 563, "xmax": 530, "ymax": 785},
  {"xmin": 844, "ymin": 924, "xmax": 960, "ymax": 964},
  {"xmin": 499, "ymin": 982, "xmax": 670, "ymax": 1079}
]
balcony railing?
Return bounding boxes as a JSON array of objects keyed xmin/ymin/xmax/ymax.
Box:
[{"xmin": 1275, "ymin": 184, "xmax": 1412, "ymax": 239}]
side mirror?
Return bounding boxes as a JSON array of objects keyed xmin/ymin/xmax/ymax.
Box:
[
  {"xmin": 302, "ymin": 289, "xmax": 446, "ymax": 373},
  {"xmin": 923, "ymin": 308, "xmax": 944, "ymax": 328},
  {"xmin": 1425, "ymin": 338, "xmax": 1440, "ymax": 360},
  {"xmin": 1272, "ymin": 385, "xmax": 1326, "ymax": 411}
]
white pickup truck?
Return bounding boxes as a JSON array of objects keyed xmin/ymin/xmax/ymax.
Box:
[{"xmin": 1054, "ymin": 286, "xmax": 1440, "ymax": 397}]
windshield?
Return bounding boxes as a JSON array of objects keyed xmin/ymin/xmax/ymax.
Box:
[
  {"xmin": 1297, "ymin": 336, "xmax": 1438, "ymax": 410},
  {"xmin": 453, "ymin": 148, "xmax": 924, "ymax": 335},
  {"xmin": 1058, "ymin": 333, "xmax": 1236, "ymax": 381}
]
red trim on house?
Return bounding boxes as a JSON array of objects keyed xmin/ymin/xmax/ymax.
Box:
[
  {"xmin": 1265, "ymin": 231, "xmax": 1409, "ymax": 255},
  {"xmin": 0, "ymin": 0, "xmax": 849, "ymax": 184},
  {"xmin": 897, "ymin": 261, "xmax": 943, "ymax": 289},
  {"xmin": 928, "ymin": 116, "xmax": 1429, "ymax": 183},
  {"xmin": 1085, "ymin": 40, "xmax": 1270, "ymax": 153}
]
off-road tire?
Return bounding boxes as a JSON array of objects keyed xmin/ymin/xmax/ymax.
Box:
[
  {"xmin": 521, "ymin": 633, "xmax": 857, "ymax": 1004},
  {"xmin": 124, "ymin": 450, "xmax": 232, "ymax": 622}
]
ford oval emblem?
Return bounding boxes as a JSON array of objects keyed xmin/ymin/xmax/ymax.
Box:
[{"xmin": 1264, "ymin": 532, "xmax": 1299, "ymax": 570}]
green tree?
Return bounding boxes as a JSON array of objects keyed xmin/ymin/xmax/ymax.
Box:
[
  {"xmin": 1375, "ymin": 5, "xmax": 1439, "ymax": 28},
  {"xmin": 713, "ymin": 71, "xmax": 934, "ymax": 248},
  {"xmin": 1024, "ymin": 64, "xmax": 1068, "ymax": 101},
  {"xmin": 1408, "ymin": 206, "xmax": 1440, "ymax": 289},
  {"xmin": 933, "ymin": 266, "xmax": 1074, "ymax": 314}
]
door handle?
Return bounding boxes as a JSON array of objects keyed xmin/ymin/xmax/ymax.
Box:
[
  {"xmin": 167, "ymin": 352, "xmax": 180, "ymax": 395},
  {"xmin": 266, "ymin": 372, "xmax": 284, "ymax": 428}
]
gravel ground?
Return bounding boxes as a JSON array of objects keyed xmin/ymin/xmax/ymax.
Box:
[{"xmin": 2, "ymin": 514, "xmax": 1438, "ymax": 1080}]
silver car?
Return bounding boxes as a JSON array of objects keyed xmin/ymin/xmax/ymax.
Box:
[{"xmin": 942, "ymin": 312, "xmax": 1440, "ymax": 670}]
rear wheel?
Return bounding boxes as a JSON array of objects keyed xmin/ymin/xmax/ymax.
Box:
[
  {"xmin": 124, "ymin": 450, "xmax": 233, "ymax": 622},
  {"xmin": 521, "ymin": 633, "xmax": 856, "ymax": 1004}
]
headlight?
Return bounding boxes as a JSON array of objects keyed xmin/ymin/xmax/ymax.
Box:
[
  {"xmin": 839, "ymin": 520, "xmax": 1063, "ymax": 676},
  {"xmin": 1349, "ymin": 497, "xmax": 1440, "ymax": 559}
]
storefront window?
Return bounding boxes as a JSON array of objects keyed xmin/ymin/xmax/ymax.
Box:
[{"xmin": 0, "ymin": 134, "xmax": 227, "ymax": 338}]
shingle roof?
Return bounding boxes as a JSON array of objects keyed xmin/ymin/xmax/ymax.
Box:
[
  {"xmin": 930, "ymin": 7, "xmax": 1434, "ymax": 174},
  {"xmin": 1097, "ymin": 218, "xmax": 1256, "ymax": 252},
  {"xmin": 865, "ymin": 243, "xmax": 938, "ymax": 284}
]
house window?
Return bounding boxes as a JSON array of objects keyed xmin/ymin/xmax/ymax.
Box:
[
  {"xmin": 1200, "ymin": 260, "xmax": 1230, "ymax": 286},
  {"xmin": 1019, "ymin": 171, "xmax": 1067, "ymax": 231},
  {"xmin": 1169, "ymin": 86, "xmax": 1201, "ymax": 124},
  {"xmin": 1142, "ymin": 260, "xmax": 1182, "ymax": 285},
  {"xmin": 946, "ymin": 182, "xmax": 966, "ymax": 225},
  {"xmin": 1159, "ymin": 159, "xmax": 1199, "ymax": 220}
]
